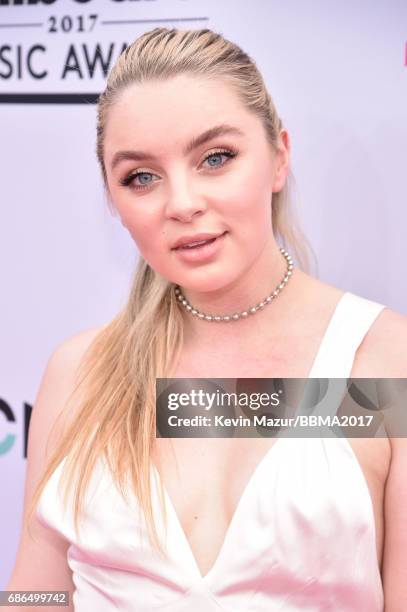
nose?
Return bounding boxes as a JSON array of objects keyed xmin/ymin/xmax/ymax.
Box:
[{"xmin": 165, "ymin": 172, "xmax": 206, "ymax": 222}]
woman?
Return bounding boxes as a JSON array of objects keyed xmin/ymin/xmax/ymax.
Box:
[{"xmin": 7, "ymin": 27, "xmax": 407, "ymax": 611}]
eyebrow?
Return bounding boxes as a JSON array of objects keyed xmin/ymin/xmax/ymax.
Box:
[{"xmin": 110, "ymin": 123, "xmax": 245, "ymax": 170}]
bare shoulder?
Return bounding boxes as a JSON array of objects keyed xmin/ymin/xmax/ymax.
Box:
[
  {"xmin": 295, "ymin": 274, "xmax": 407, "ymax": 377},
  {"xmin": 353, "ymin": 306, "xmax": 407, "ymax": 377},
  {"xmin": 38, "ymin": 323, "xmax": 106, "ymax": 435},
  {"xmin": 352, "ymin": 304, "xmax": 407, "ymax": 464},
  {"xmin": 52, "ymin": 324, "xmax": 105, "ymax": 366},
  {"xmin": 33, "ymin": 324, "xmax": 106, "ymax": 447}
]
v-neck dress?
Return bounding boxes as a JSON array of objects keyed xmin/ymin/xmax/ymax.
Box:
[{"xmin": 36, "ymin": 291, "xmax": 386, "ymax": 611}]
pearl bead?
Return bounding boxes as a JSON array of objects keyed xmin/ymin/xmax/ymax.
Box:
[{"xmin": 174, "ymin": 248, "xmax": 293, "ymax": 322}]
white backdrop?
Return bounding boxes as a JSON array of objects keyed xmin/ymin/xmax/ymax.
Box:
[{"xmin": 1, "ymin": 0, "xmax": 406, "ymax": 588}]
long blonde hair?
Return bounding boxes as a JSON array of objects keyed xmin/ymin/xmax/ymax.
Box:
[{"xmin": 28, "ymin": 27, "xmax": 315, "ymax": 554}]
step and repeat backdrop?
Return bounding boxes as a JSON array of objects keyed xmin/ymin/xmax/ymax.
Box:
[{"xmin": 1, "ymin": 0, "xmax": 406, "ymax": 588}]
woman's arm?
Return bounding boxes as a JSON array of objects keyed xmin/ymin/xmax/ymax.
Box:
[
  {"xmin": 5, "ymin": 328, "xmax": 101, "ymax": 612},
  {"xmin": 383, "ymin": 436, "xmax": 407, "ymax": 611},
  {"xmin": 380, "ymin": 311, "xmax": 407, "ymax": 611}
]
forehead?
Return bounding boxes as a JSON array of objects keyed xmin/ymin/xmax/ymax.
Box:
[{"xmin": 104, "ymin": 75, "xmax": 259, "ymax": 155}]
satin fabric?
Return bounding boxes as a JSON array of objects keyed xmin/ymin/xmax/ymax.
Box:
[{"xmin": 36, "ymin": 292, "xmax": 386, "ymax": 611}]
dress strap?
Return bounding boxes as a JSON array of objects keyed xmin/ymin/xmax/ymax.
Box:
[{"xmin": 308, "ymin": 292, "xmax": 386, "ymax": 378}]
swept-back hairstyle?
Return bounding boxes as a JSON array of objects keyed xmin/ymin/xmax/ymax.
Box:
[{"xmin": 28, "ymin": 27, "xmax": 314, "ymax": 554}]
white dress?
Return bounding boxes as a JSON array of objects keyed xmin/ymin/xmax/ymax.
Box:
[{"xmin": 36, "ymin": 291, "xmax": 386, "ymax": 611}]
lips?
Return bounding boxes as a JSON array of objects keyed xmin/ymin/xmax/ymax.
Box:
[
  {"xmin": 173, "ymin": 230, "xmax": 228, "ymax": 263},
  {"xmin": 172, "ymin": 231, "xmax": 226, "ymax": 250},
  {"xmin": 176, "ymin": 236, "xmax": 218, "ymax": 250}
]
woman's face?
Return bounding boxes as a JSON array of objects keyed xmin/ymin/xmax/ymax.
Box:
[{"xmin": 104, "ymin": 74, "xmax": 289, "ymax": 293}]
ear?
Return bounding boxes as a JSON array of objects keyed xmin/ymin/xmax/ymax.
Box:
[{"xmin": 271, "ymin": 129, "xmax": 290, "ymax": 193}]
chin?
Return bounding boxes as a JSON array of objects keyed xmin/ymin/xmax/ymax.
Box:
[{"xmin": 178, "ymin": 270, "xmax": 238, "ymax": 294}]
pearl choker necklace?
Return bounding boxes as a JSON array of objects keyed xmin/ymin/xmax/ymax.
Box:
[{"xmin": 174, "ymin": 247, "xmax": 293, "ymax": 322}]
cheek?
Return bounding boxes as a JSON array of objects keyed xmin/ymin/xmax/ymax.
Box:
[
  {"xmin": 114, "ymin": 199, "xmax": 160, "ymax": 257},
  {"xmin": 226, "ymin": 163, "xmax": 272, "ymax": 223},
  {"xmin": 223, "ymin": 164, "xmax": 273, "ymax": 254},
  {"xmin": 129, "ymin": 224, "xmax": 160, "ymax": 260}
]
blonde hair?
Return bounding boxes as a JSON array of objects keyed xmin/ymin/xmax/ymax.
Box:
[{"xmin": 28, "ymin": 27, "xmax": 315, "ymax": 555}]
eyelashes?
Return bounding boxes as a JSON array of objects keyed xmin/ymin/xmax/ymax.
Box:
[{"xmin": 118, "ymin": 147, "xmax": 238, "ymax": 191}]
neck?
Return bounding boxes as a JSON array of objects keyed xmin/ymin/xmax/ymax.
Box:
[{"xmin": 178, "ymin": 240, "xmax": 301, "ymax": 349}]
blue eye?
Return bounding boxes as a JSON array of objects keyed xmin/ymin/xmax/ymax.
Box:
[
  {"xmin": 118, "ymin": 171, "xmax": 157, "ymax": 190},
  {"xmin": 202, "ymin": 149, "xmax": 237, "ymax": 169},
  {"xmin": 134, "ymin": 172, "xmax": 154, "ymax": 186},
  {"xmin": 119, "ymin": 147, "xmax": 238, "ymax": 191}
]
